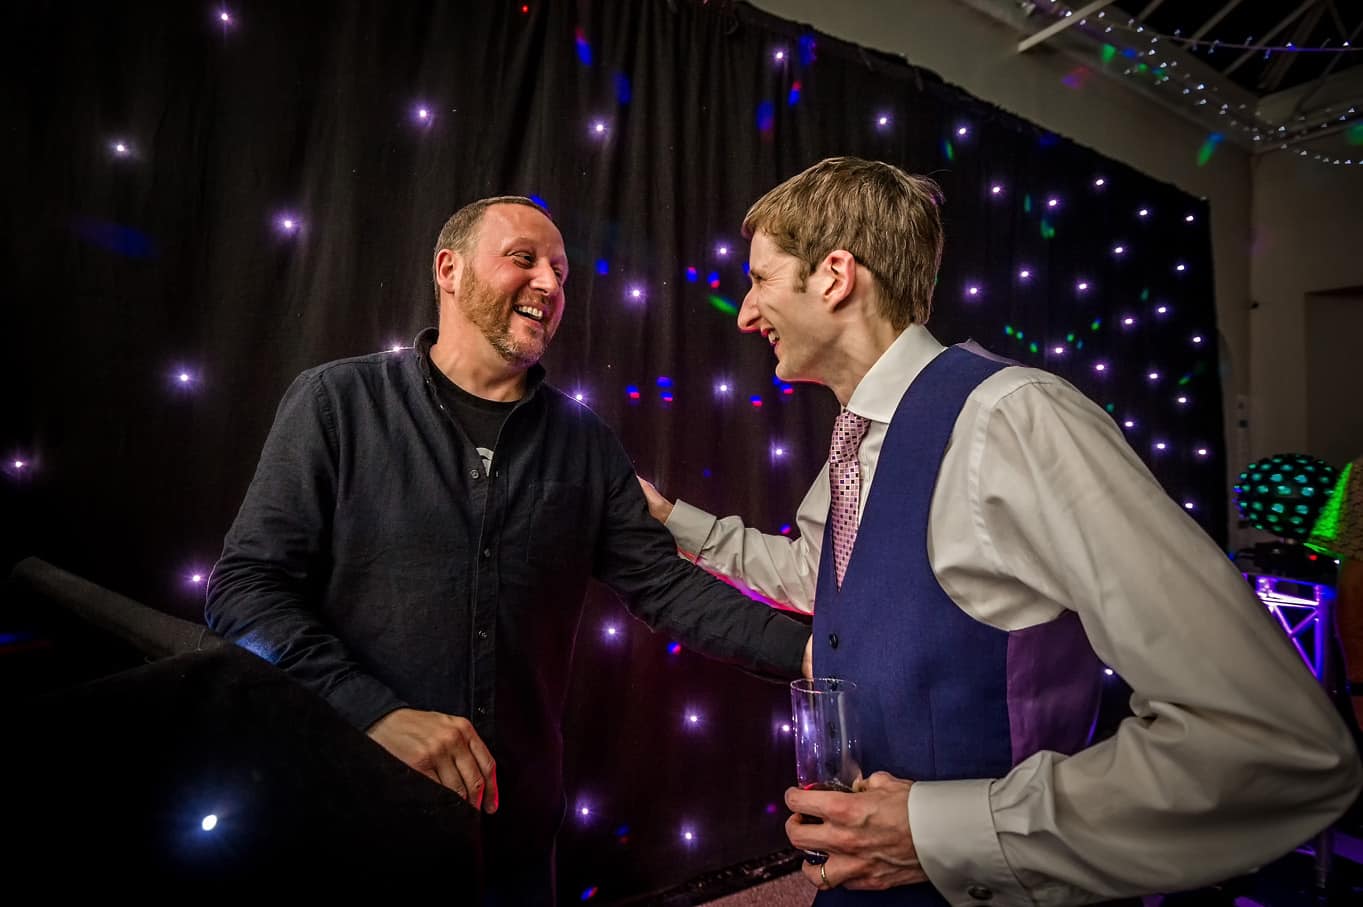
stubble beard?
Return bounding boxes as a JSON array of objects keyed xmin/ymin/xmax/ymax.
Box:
[{"xmin": 459, "ymin": 267, "xmax": 551, "ymax": 369}]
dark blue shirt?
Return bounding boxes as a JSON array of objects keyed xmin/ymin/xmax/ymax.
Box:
[{"xmin": 206, "ymin": 328, "xmax": 806, "ymax": 892}]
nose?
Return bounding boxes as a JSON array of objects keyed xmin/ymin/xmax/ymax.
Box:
[
  {"xmin": 529, "ymin": 260, "xmax": 561, "ymax": 296},
  {"xmin": 737, "ymin": 288, "xmax": 760, "ymax": 333}
]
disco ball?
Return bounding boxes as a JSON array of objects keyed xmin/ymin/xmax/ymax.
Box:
[{"xmin": 1233, "ymin": 453, "xmax": 1339, "ymax": 540}]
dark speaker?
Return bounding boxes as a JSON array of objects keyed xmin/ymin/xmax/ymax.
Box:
[{"xmin": 2, "ymin": 644, "xmax": 481, "ymax": 889}]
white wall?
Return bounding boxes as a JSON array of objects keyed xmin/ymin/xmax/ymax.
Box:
[{"xmin": 1250, "ymin": 152, "xmax": 1363, "ymax": 469}]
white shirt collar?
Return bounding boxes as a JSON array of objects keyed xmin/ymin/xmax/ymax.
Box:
[{"xmin": 845, "ymin": 323, "xmax": 946, "ymax": 424}]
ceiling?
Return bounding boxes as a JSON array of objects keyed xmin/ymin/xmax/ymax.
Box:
[{"xmin": 958, "ymin": 0, "xmax": 1363, "ymax": 165}]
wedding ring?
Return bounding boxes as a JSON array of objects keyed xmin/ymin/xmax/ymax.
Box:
[{"xmin": 820, "ymin": 863, "xmax": 830, "ymax": 888}]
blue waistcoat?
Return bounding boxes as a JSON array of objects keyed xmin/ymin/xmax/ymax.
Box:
[{"xmin": 812, "ymin": 345, "xmax": 1103, "ymax": 906}]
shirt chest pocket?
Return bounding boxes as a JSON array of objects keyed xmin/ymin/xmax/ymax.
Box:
[{"xmin": 528, "ymin": 481, "xmax": 586, "ymax": 568}]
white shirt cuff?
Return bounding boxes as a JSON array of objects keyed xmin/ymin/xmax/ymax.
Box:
[
  {"xmin": 911, "ymin": 778, "xmax": 1031, "ymax": 906},
  {"xmin": 665, "ymin": 499, "xmax": 718, "ymax": 555}
]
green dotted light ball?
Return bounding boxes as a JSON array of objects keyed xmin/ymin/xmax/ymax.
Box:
[{"xmin": 1233, "ymin": 453, "xmax": 1339, "ymax": 540}]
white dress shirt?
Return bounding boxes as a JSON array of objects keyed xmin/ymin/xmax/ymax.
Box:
[{"xmin": 665, "ymin": 324, "xmax": 1361, "ymax": 906}]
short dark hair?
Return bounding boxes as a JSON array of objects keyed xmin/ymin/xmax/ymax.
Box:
[{"xmin": 431, "ymin": 196, "xmax": 553, "ymax": 305}]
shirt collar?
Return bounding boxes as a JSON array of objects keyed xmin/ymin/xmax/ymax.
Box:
[
  {"xmin": 413, "ymin": 326, "xmax": 547, "ymax": 397},
  {"xmin": 844, "ymin": 323, "xmax": 946, "ymax": 424}
]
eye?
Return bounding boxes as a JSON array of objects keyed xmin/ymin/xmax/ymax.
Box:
[{"xmin": 512, "ymin": 251, "xmax": 534, "ymax": 266}]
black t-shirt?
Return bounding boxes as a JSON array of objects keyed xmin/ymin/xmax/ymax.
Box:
[{"xmin": 429, "ymin": 361, "xmax": 516, "ymax": 472}]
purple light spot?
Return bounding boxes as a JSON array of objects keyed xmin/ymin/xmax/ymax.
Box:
[
  {"xmin": 1019, "ymin": 269, "xmax": 1031, "ymax": 279},
  {"xmin": 1047, "ymin": 197, "xmax": 1059, "ymax": 208},
  {"xmin": 628, "ymin": 286, "xmax": 643, "ymax": 300},
  {"xmin": 1156, "ymin": 305, "xmax": 1168, "ymax": 314},
  {"xmin": 1124, "ymin": 420, "xmax": 1136, "ymax": 429},
  {"xmin": 1113, "ymin": 245, "xmax": 1125, "ymax": 255},
  {"xmin": 685, "ymin": 266, "xmax": 697, "ymax": 282},
  {"xmin": 1123, "ymin": 317, "xmax": 1136, "ymax": 326},
  {"xmin": 668, "ymin": 642, "xmax": 682, "ymax": 655},
  {"xmin": 580, "ymin": 805, "xmax": 591, "ymax": 817},
  {"xmin": 1094, "ymin": 177, "xmax": 1106, "ymax": 187},
  {"xmin": 574, "ymin": 392, "xmax": 585, "ymax": 402},
  {"xmin": 1177, "ymin": 396, "xmax": 1188, "ymax": 405},
  {"xmin": 592, "ymin": 120, "xmax": 606, "ymax": 135},
  {"xmin": 605, "ymin": 624, "xmax": 618, "ymax": 638},
  {"xmin": 1175, "ymin": 263, "xmax": 1187, "ymax": 272},
  {"xmin": 1155, "ymin": 442, "xmax": 1167, "ymax": 451},
  {"xmin": 957, "ymin": 126, "xmax": 968, "ymax": 137},
  {"xmin": 1148, "ymin": 371, "xmax": 1160, "ymax": 381},
  {"xmin": 13, "ymin": 460, "xmax": 26, "ymax": 470},
  {"xmin": 1094, "ymin": 362, "xmax": 1107, "ymax": 372},
  {"xmin": 877, "ymin": 114, "xmax": 890, "ymax": 128},
  {"xmin": 190, "ymin": 573, "xmax": 204, "ymax": 584},
  {"xmin": 1197, "ymin": 448, "xmax": 1209, "ymax": 457},
  {"xmin": 716, "ymin": 382, "xmax": 729, "ymax": 393},
  {"xmin": 687, "ymin": 713, "xmax": 700, "ymax": 725},
  {"xmin": 178, "ymin": 372, "xmax": 191, "ymax": 383},
  {"xmin": 967, "ymin": 285, "xmax": 980, "ymax": 296},
  {"xmin": 779, "ymin": 524, "xmax": 792, "ymax": 535},
  {"xmin": 1185, "ymin": 214, "xmax": 1195, "ymax": 223},
  {"xmin": 750, "ymin": 396, "xmax": 763, "ymax": 408},
  {"xmin": 1184, "ymin": 501, "xmax": 1195, "ymax": 510},
  {"xmin": 1138, "ymin": 208, "xmax": 1150, "ymax": 217},
  {"xmin": 1104, "ymin": 667, "xmax": 1115, "ymax": 676},
  {"xmin": 717, "ymin": 245, "xmax": 728, "ymax": 257},
  {"xmin": 1053, "ymin": 345, "xmax": 1065, "ymax": 355},
  {"xmin": 683, "ymin": 830, "xmax": 695, "ymax": 842},
  {"xmin": 991, "ymin": 184, "xmax": 1003, "ymax": 195},
  {"xmin": 219, "ymin": 11, "xmax": 232, "ymax": 24},
  {"xmin": 417, "ymin": 108, "xmax": 429, "ymax": 120},
  {"xmin": 774, "ymin": 49, "xmax": 785, "ymax": 62},
  {"xmin": 1077, "ymin": 281, "xmax": 1089, "ymax": 292},
  {"xmin": 1192, "ymin": 335, "xmax": 1203, "ymax": 344}
]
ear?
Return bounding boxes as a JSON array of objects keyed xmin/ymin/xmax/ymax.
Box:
[
  {"xmin": 434, "ymin": 248, "xmax": 464, "ymax": 297},
  {"xmin": 816, "ymin": 249, "xmax": 857, "ymax": 310}
]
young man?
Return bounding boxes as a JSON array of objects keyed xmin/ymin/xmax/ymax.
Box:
[
  {"xmin": 207, "ymin": 196, "xmax": 811, "ymax": 902},
  {"xmin": 641, "ymin": 158, "xmax": 1361, "ymax": 905}
]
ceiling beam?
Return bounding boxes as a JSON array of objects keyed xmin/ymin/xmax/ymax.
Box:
[
  {"xmin": 1260, "ymin": 2, "xmax": 1328, "ymax": 93},
  {"xmin": 1224, "ymin": 0, "xmax": 1321, "ymax": 77},
  {"xmin": 1017, "ymin": 0, "xmax": 1117, "ymax": 54},
  {"xmin": 1136, "ymin": 0, "xmax": 1168, "ymax": 19},
  {"xmin": 1189, "ymin": 0, "xmax": 1248, "ymax": 43}
]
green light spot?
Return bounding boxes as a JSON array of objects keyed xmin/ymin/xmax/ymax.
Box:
[
  {"xmin": 1136, "ymin": 63, "xmax": 1148, "ymax": 73},
  {"xmin": 706, "ymin": 294, "xmax": 738, "ymax": 316},
  {"xmin": 1066, "ymin": 332, "xmax": 1076, "ymax": 343},
  {"xmin": 944, "ymin": 139, "xmax": 955, "ymax": 162},
  {"xmin": 1178, "ymin": 374, "xmax": 1192, "ymax": 386},
  {"xmin": 1023, "ymin": 194, "xmax": 1032, "ymax": 214},
  {"xmin": 1104, "ymin": 403, "xmax": 1115, "ymax": 413},
  {"xmin": 1140, "ymin": 288, "xmax": 1150, "ymax": 301},
  {"xmin": 1090, "ymin": 319, "xmax": 1101, "ymax": 331},
  {"xmin": 1040, "ymin": 218, "xmax": 1056, "ymax": 240},
  {"xmin": 1029, "ymin": 342, "xmax": 1039, "ymax": 354},
  {"xmin": 1016, "ymin": 330, "xmax": 1024, "ymax": 340},
  {"xmin": 1348, "ymin": 123, "xmax": 1363, "ymax": 146},
  {"xmin": 1076, "ymin": 339, "xmax": 1084, "ymax": 350},
  {"xmin": 1004, "ymin": 324, "xmax": 1015, "ymax": 336},
  {"xmin": 1101, "ymin": 44, "xmax": 1116, "ymax": 65}
]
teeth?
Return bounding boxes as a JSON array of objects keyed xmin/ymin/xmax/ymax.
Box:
[
  {"xmin": 768, "ymin": 331, "xmax": 780, "ymax": 345},
  {"xmin": 514, "ymin": 305, "xmax": 545, "ymax": 322}
]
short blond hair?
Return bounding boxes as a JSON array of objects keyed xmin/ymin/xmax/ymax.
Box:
[
  {"xmin": 742, "ymin": 157, "xmax": 944, "ymax": 329},
  {"xmin": 431, "ymin": 195, "xmax": 552, "ymax": 307}
]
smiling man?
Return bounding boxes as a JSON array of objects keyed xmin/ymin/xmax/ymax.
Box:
[
  {"xmin": 639, "ymin": 158, "xmax": 1361, "ymax": 906},
  {"xmin": 206, "ymin": 196, "xmax": 811, "ymax": 902}
]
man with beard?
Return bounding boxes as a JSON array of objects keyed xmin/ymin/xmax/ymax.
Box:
[{"xmin": 206, "ymin": 197, "xmax": 811, "ymax": 902}]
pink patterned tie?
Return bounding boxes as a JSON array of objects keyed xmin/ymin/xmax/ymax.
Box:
[{"xmin": 828, "ymin": 407, "xmax": 871, "ymax": 589}]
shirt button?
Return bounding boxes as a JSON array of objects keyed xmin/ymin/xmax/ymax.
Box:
[
  {"xmin": 482, "ymin": 548, "xmax": 492, "ymax": 559},
  {"xmin": 477, "ymin": 629, "xmax": 488, "ymax": 640},
  {"xmin": 469, "ymin": 468, "xmax": 481, "ymax": 479},
  {"xmin": 828, "ymin": 633, "xmax": 839, "ymax": 649},
  {"xmin": 476, "ymin": 706, "xmax": 488, "ymax": 716},
  {"xmin": 966, "ymin": 884, "xmax": 993, "ymax": 901}
]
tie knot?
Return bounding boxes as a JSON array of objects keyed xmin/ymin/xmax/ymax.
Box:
[{"xmin": 829, "ymin": 408, "xmax": 870, "ymax": 465}]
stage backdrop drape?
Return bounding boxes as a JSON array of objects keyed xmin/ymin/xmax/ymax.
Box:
[{"xmin": 2, "ymin": 1, "xmax": 1222, "ymax": 900}]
